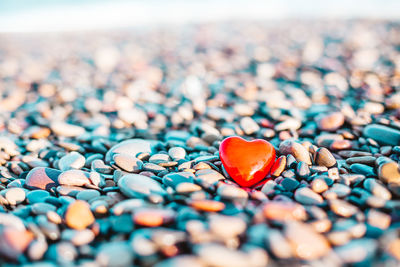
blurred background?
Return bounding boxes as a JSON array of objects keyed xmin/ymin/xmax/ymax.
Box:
[{"xmin": 1, "ymin": 0, "xmax": 400, "ymax": 33}]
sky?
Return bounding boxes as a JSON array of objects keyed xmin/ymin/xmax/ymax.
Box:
[{"xmin": 0, "ymin": 0, "xmax": 399, "ymax": 33}]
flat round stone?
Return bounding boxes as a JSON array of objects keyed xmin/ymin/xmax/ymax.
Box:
[
  {"xmin": 76, "ymin": 189, "xmax": 101, "ymax": 201},
  {"xmin": 25, "ymin": 167, "xmax": 61, "ymax": 191},
  {"xmin": 330, "ymin": 199, "xmax": 358, "ymax": 217},
  {"xmin": 0, "ymin": 227, "xmax": 34, "ymax": 260},
  {"xmin": 162, "ymin": 172, "xmax": 194, "ymax": 188},
  {"xmin": 196, "ymin": 243, "xmax": 249, "ymax": 267},
  {"xmin": 315, "ymin": 147, "xmax": 336, "ymax": 168},
  {"xmin": 58, "ymin": 152, "xmax": 86, "ymax": 171},
  {"xmin": 149, "ymin": 153, "xmax": 171, "ymax": 164},
  {"xmin": 316, "ymin": 112, "xmax": 345, "ymax": 131},
  {"xmin": 279, "ymin": 140, "xmax": 311, "ymax": 165},
  {"xmin": 65, "ymin": 200, "xmax": 95, "ymax": 230},
  {"xmin": 96, "ymin": 242, "xmax": 133, "ymax": 267},
  {"xmin": 363, "ymin": 124, "xmax": 400, "ymax": 146},
  {"xmin": 191, "ymin": 199, "xmax": 225, "ymax": 212},
  {"xmin": 105, "ymin": 139, "xmax": 158, "ymax": 162},
  {"xmin": 51, "ymin": 122, "xmax": 85, "ymax": 137},
  {"xmin": 217, "ymin": 183, "xmax": 248, "ymax": 200},
  {"xmin": 58, "ymin": 170, "xmax": 91, "ymax": 186},
  {"xmin": 195, "ymin": 169, "xmax": 225, "ymax": 185},
  {"xmin": 285, "ymin": 221, "xmax": 330, "ymax": 260},
  {"xmin": 118, "ymin": 174, "xmax": 166, "ymax": 198},
  {"xmin": 113, "ymin": 154, "xmax": 143, "ymax": 172},
  {"xmin": 294, "ymin": 187, "xmax": 324, "ymax": 205},
  {"xmin": 26, "ymin": 190, "xmax": 50, "ymax": 204},
  {"xmin": 168, "ymin": 147, "xmax": 186, "ymax": 160},
  {"xmin": 133, "ymin": 208, "xmax": 175, "ymax": 227},
  {"xmin": 364, "ymin": 178, "xmax": 391, "ymax": 200},
  {"xmin": 209, "ymin": 214, "xmax": 246, "ymax": 238},
  {"xmin": 263, "ymin": 201, "xmax": 307, "ymax": 221},
  {"xmin": 175, "ymin": 182, "xmax": 202, "ymax": 194},
  {"xmin": 270, "ymin": 156, "xmax": 286, "ymax": 177},
  {"xmin": 378, "ymin": 161, "xmax": 400, "ymax": 183},
  {"xmin": 5, "ymin": 188, "xmax": 26, "ymax": 205},
  {"xmin": 31, "ymin": 202, "xmax": 57, "ymax": 215}
]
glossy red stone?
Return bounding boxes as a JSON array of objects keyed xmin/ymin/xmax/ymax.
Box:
[{"xmin": 219, "ymin": 136, "xmax": 276, "ymax": 187}]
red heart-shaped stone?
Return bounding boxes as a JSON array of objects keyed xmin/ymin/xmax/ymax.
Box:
[{"xmin": 219, "ymin": 136, "xmax": 276, "ymax": 187}]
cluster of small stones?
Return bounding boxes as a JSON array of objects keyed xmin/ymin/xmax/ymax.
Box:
[{"xmin": 0, "ymin": 20, "xmax": 400, "ymax": 266}]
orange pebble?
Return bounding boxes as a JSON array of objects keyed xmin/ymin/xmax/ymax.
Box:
[
  {"xmin": 3, "ymin": 228, "xmax": 34, "ymax": 253},
  {"xmin": 65, "ymin": 200, "xmax": 95, "ymax": 230},
  {"xmin": 330, "ymin": 139, "xmax": 352, "ymax": 150},
  {"xmin": 263, "ymin": 201, "xmax": 307, "ymax": 221},
  {"xmin": 191, "ymin": 199, "xmax": 225, "ymax": 212},
  {"xmin": 133, "ymin": 209, "xmax": 174, "ymax": 227}
]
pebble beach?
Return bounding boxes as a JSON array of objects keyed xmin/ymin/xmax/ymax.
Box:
[{"xmin": 0, "ymin": 20, "xmax": 400, "ymax": 266}]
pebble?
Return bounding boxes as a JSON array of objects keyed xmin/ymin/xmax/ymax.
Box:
[
  {"xmin": 195, "ymin": 169, "xmax": 225, "ymax": 185},
  {"xmin": 279, "ymin": 140, "xmax": 311, "ymax": 165},
  {"xmin": 281, "ymin": 177, "xmax": 300, "ymax": 191},
  {"xmin": 65, "ymin": 200, "xmax": 95, "ymax": 230},
  {"xmin": 350, "ymin": 163, "xmax": 375, "ymax": 177},
  {"xmin": 58, "ymin": 152, "xmax": 86, "ymax": 171},
  {"xmin": 367, "ymin": 209, "xmax": 391, "ymax": 230},
  {"xmin": 346, "ymin": 156, "xmax": 376, "ymax": 166},
  {"xmin": 113, "ymin": 154, "xmax": 143, "ymax": 172},
  {"xmin": 196, "ymin": 243, "xmax": 249, "ymax": 267},
  {"xmin": 191, "ymin": 199, "xmax": 225, "ymax": 212},
  {"xmin": 388, "ymin": 239, "xmax": 400, "ymax": 261},
  {"xmin": 118, "ymin": 174, "xmax": 166, "ymax": 198},
  {"xmin": 334, "ymin": 239, "xmax": 377, "ymax": 264},
  {"xmin": 285, "ymin": 221, "xmax": 330, "ymax": 260},
  {"xmin": 330, "ymin": 199, "xmax": 358, "ymax": 217},
  {"xmin": 143, "ymin": 162, "xmax": 166, "ymax": 173},
  {"xmin": 25, "ymin": 167, "xmax": 61, "ymax": 190},
  {"xmin": 50, "ymin": 122, "xmax": 85, "ymax": 137},
  {"xmin": 316, "ymin": 112, "xmax": 345, "ymax": 131},
  {"xmin": 105, "ymin": 139, "xmax": 156, "ymax": 162},
  {"xmin": 63, "ymin": 229, "xmax": 95, "ymax": 246},
  {"xmin": 363, "ymin": 124, "xmax": 400, "ymax": 146},
  {"xmin": 168, "ymin": 147, "xmax": 187, "ymax": 160},
  {"xmin": 315, "ymin": 147, "xmax": 336, "ymax": 167},
  {"xmin": 275, "ymin": 118, "xmax": 301, "ymax": 131},
  {"xmin": 263, "ymin": 201, "xmax": 307, "ymax": 221},
  {"xmin": 5, "ymin": 187, "xmax": 26, "ymax": 205},
  {"xmin": 270, "ymin": 155, "xmax": 286, "ymax": 177},
  {"xmin": 364, "ymin": 178, "xmax": 391, "ymax": 200},
  {"xmin": 261, "ymin": 180, "xmax": 277, "ymax": 195},
  {"xmin": 378, "ymin": 161, "xmax": 400, "ymax": 183},
  {"xmin": 58, "ymin": 170, "xmax": 92, "ymax": 186},
  {"xmin": 0, "ymin": 227, "xmax": 34, "ymax": 260},
  {"xmin": 76, "ymin": 189, "xmax": 101, "ymax": 201},
  {"xmin": 217, "ymin": 183, "xmax": 248, "ymax": 200},
  {"xmin": 240, "ymin": 117, "xmax": 260, "ymax": 135},
  {"xmin": 209, "ymin": 214, "xmax": 246, "ymax": 238},
  {"xmin": 96, "ymin": 242, "xmax": 133, "ymax": 267},
  {"xmin": 294, "ymin": 187, "xmax": 324, "ymax": 205},
  {"xmin": 311, "ymin": 178, "xmax": 329, "ymax": 193},
  {"xmin": 266, "ymin": 229, "xmax": 293, "ymax": 259},
  {"xmin": 296, "ymin": 161, "xmax": 310, "ymax": 178},
  {"xmin": 326, "ymin": 183, "xmax": 351, "ymax": 198},
  {"xmin": 133, "ymin": 208, "xmax": 175, "ymax": 227},
  {"xmin": 31, "ymin": 202, "xmax": 57, "ymax": 215},
  {"xmin": 26, "ymin": 190, "xmax": 50, "ymax": 204},
  {"xmin": 175, "ymin": 182, "xmax": 202, "ymax": 194}
]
